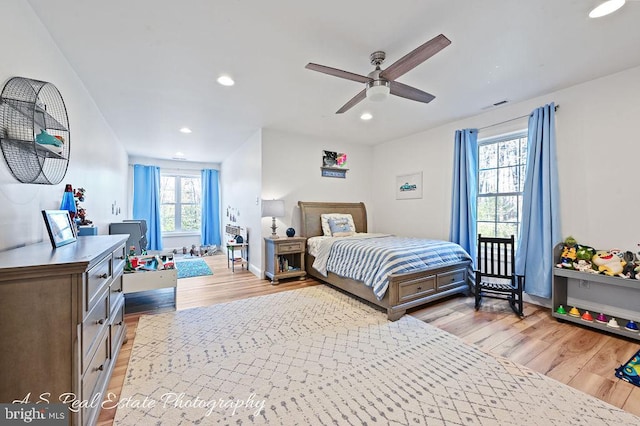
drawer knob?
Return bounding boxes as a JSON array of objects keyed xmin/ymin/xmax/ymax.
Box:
[
  {"xmin": 113, "ymin": 288, "xmax": 123, "ymax": 293},
  {"xmin": 117, "ymin": 321, "xmax": 123, "ymax": 326},
  {"xmin": 98, "ymin": 273, "xmax": 108, "ymax": 279},
  {"xmin": 97, "ymin": 319, "xmax": 105, "ymax": 325},
  {"xmin": 417, "ymin": 286, "xmax": 422, "ymax": 291},
  {"xmin": 97, "ymin": 365, "xmax": 104, "ymax": 372},
  {"xmin": 116, "ymin": 255, "xmax": 125, "ymax": 260}
]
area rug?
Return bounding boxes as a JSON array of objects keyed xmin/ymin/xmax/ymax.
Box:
[
  {"xmin": 113, "ymin": 286, "xmax": 640, "ymax": 425},
  {"xmin": 174, "ymin": 258, "xmax": 213, "ymax": 279}
]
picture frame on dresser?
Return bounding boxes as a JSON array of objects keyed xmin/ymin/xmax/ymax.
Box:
[{"xmin": 42, "ymin": 209, "xmax": 77, "ymax": 248}]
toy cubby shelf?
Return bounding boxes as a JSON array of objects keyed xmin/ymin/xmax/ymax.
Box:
[{"xmin": 552, "ymin": 268, "xmax": 640, "ymax": 342}]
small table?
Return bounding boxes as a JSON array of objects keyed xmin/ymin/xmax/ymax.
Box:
[{"xmin": 226, "ymin": 242, "xmax": 248, "ymax": 272}]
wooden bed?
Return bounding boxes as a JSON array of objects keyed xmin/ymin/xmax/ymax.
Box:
[{"xmin": 298, "ymin": 201, "xmax": 472, "ymax": 320}]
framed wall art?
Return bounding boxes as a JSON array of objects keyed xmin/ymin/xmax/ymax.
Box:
[{"xmin": 396, "ymin": 171, "xmax": 423, "ymax": 200}]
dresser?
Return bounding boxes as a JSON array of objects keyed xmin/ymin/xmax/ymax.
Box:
[{"xmin": 0, "ymin": 235, "xmax": 128, "ymax": 426}]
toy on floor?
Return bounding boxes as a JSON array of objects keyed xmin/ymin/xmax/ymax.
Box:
[
  {"xmin": 615, "ymin": 350, "xmax": 640, "ymax": 387},
  {"xmin": 625, "ymin": 320, "xmax": 639, "ymax": 332},
  {"xmin": 581, "ymin": 311, "xmax": 594, "ymax": 322},
  {"xmin": 607, "ymin": 318, "xmax": 620, "ymax": 328},
  {"xmin": 555, "ymin": 305, "xmax": 567, "ymax": 315},
  {"xmin": 595, "ymin": 313, "xmax": 608, "ymax": 324},
  {"xmin": 568, "ymin": 306, "xmax": 581, "ymax": 317}
]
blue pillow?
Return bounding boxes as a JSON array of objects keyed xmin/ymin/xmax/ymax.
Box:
[{"xmin": 328, "ymin": 218, "xmax": 354, "ymax": 237}]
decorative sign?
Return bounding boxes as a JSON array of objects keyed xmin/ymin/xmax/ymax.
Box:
[
  {"xmin": 321, "ymin": 167, "xmax": 348, "ymax": 178},
  {"xmin": 396, "ymin": 171, "xmax": 423, "ymax": 199}
]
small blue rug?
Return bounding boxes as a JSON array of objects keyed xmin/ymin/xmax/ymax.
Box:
[{"xmin": 175, "ymin": 258, "xmax": 213, "ymax": 279}]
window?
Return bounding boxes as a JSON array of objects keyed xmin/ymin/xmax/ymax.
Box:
[
  {"xmin": 477, "ymin": 132, "xmax": 527, "ymax": 239},
  {"xmin": 160, "ymin": 174, "xmax": 201, "ymax": 233}
]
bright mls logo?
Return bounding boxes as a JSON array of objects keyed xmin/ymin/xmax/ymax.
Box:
[
  {"xmin": 0, "ymin": 404, "xmax": 66, "ymax": 425},
  {"xmin": 399, "ymin": 182, "xmax": 417, "ymax": 192}
]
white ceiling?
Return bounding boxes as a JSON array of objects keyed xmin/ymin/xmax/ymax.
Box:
[{"xmin": 26, "ymin": 0, "xmax": 640, "ymax": 163}]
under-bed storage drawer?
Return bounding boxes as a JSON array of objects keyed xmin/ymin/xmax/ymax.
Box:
[
  {"xmin": 437, "ymin": 268, "xmax": 467, "ymax": 292},
  {"xmin": 398, "ymin": 275, "xmax": 436, "ymax": 302}
]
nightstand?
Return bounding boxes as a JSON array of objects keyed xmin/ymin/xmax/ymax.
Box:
[{"xmin": 264, "ymin": 237, "xmax": 306, "ymax": 284}]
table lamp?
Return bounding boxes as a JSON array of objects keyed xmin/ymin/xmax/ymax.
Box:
[{"xmin": 262, "ymin": 199, "xmax": 285, "ymax": 239}]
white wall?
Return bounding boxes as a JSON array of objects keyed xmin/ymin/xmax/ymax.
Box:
[
  {"xmin": 127, "ymin": 155, "xmax": 220, "ymax": 251},
  {"xmin": 373, "ymin": 65, "xmax": 640, "ymax": 252},
  {"xmin": 220, "ymin": 130, "xmax": 262, "ymax": 276},
  {"xmin": 0, "ymin": 0, "xmax": 128, "ymax": 251},
  {"xmin": 261, "ymin": 128, "xmax": 374, "ymax": 236}
]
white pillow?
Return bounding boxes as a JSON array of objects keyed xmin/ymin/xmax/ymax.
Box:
[{"xmin": 320, "ymin": 213, "xmax": 356, "ymax": 236}]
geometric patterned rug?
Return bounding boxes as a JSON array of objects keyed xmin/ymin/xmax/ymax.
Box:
[{"xmin": 113, "ymin": 286, "xmax": 640, "ymax": 425}]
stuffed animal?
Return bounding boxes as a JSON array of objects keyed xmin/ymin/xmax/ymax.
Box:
[
  {"xmin": 592, "ymin": 250, "xmax": 626, "ymax": 277},
  {"xmin": 557, "ymin": 236, "xmax": 578, "ymax": 269},
  {"xmin": 573, "ymin": 245, "xmax": 595, "ymax": 270},
  {"xmin": 622, "ymin": 251, "xmax": 637, "ymax": 279}
]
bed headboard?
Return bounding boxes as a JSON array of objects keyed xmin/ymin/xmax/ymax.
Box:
[{"xmin": 298, "ymin": 201, "xmax": 367, "ymax": 237}]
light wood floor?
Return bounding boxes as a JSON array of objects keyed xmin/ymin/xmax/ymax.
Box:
[{"xmin": 97, "ymin": 254, "xmax": 640, "ymax": 425}]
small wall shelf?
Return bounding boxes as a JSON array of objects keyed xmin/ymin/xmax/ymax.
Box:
[
  {"xmin": 0, "ymin": 77, "xmax": 70, "ymax": 184},
  {"xmin": 321, "ymin": 167, "xmax": 348, "ymax": 178}
]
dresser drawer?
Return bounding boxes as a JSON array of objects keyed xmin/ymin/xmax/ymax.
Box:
[
  {"xmin": 110, "ymin": 298, "xmax": 125, "ymax": 357},
  {"xmin": 437, "ymin": 268, "xmax": 467, "ymax": 292},
  {"xmin": 86, "ymin": 254, "xmax": 112, "ymax": 313},
  {"xmin": 82, "ymin": 291, "xmax": 109, "ymax": 372},
  {"xmin": 277, "ymin": 242, "xmax": 304, "ymax": 254},
  {"xmin": 110, "ymin": 273, "xmax": 124, "ymax": 307},
  {"xmin": 112, "ymin": 244, "xmax": 127, "ymax": 274},
  {"xmin": 81, "ymin": 329, "xmax": 110, "ymax": 426},
  {"xmin": 398, "ymin": 275, "xmax": 436, "ymax": 302}
]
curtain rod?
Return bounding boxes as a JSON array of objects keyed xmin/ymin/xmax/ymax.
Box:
[{"xmin": 478, "ymin": 104, "xmax": 559, "ymax": 131}]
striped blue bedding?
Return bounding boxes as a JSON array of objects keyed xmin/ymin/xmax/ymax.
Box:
[{"xmin": 323, "ymin": 235, "xmax": 471, "ymax": 300}]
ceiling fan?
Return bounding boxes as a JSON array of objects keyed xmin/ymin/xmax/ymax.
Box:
[{"xmin": 306, "ymin": 34, "xmax": 451, "ymax": 114}]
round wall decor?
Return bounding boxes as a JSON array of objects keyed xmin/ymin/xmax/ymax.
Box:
[{"xmin": 0, "ymin": 77, "xmax": 70, "ymax": 184}]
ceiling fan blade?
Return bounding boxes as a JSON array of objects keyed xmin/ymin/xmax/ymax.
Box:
[
  {"xmin": 306, "ymin": 63, "xmax": 372, "ymax": 84},
  {"xmin": 336, "ymin": 89, "xmax": 366, "ymax": 114},
  {"xmin": 380, "ymin": 34, "xmax": 451, "ymax": 81},
  {"xmin": 390, "ymin": 81, "xmax": 435, "ymax": 104}
]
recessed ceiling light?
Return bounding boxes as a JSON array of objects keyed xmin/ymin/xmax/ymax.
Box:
[
  {"xmin": 360, "ymin": 112, "xmax": 373, "ymax": 121},
  {"xmin": 217, "ymin": 75, "xmax": 235, "ymax": 86},
  {"xmin": 589, "ymin": 0, "xmax": 625, "ymax": 18},
  {"xmin": 179, "ymin": 127, "xmax": 192, "ymax": 134},
  {"xmin": 174, "ymin": 151, "xmax": 185, "ymax": 157}
]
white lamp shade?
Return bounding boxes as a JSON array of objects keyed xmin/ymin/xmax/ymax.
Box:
[{"xmin": 262, "ymin": 199, "xmax": 285, "ymax": 217}]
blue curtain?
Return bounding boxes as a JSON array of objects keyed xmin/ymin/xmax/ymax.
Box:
[
  {"xmin": 201, "ymin": 169, "xmax": 221, "ymax": 246},
  {"xmin": 449, "ymin": 129, "xmax": 478, "ymax": 266},
  {"xmin": 516, "ymin": 103, "xmax": 561, "ymax": 298},
  {"xmin": 132, "ymin": 164, "xmax": 163, "ymax": 250}
]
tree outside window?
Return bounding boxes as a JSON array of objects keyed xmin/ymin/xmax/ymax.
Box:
[
  {"xmin": 477, "ymin": 133, "xmax": 527, "ymax": 239},
  {"xmin": 160, "ymin": 174, "xmax": 201, "ymax": 233}
]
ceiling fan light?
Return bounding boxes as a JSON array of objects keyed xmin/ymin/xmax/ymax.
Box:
[
  {"xmin": 589, "ymin": 0, "xmax": 625, "ymax": 18},
  {"xmin": 366, "ymin": 82, "xmax": 390, "ymax": 102}
]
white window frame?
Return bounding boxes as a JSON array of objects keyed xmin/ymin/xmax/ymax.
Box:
[
  {"xmin": 160, "ymin": 172, "xmax": 201, "ymax": 235},
  {"xmin": 477, "ymin": 131, "xmax": 528, "ymax": 241}
]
